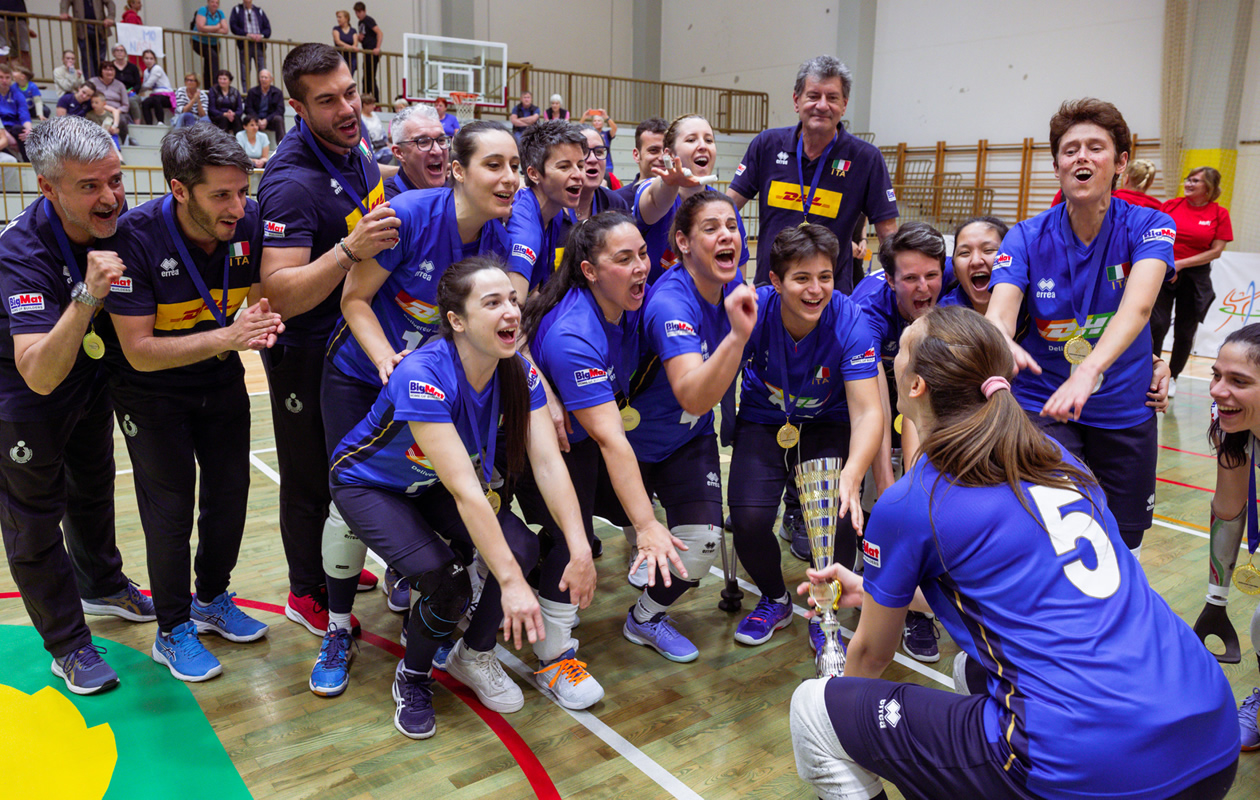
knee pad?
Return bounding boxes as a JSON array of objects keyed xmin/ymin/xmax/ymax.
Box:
[
  {"xmin": 410, "ymin": 557, "xmax": 473, "ymax": 640},
  {"xmin": 322, "ymin": 503, "xmax": 367, "ymax": 579},
  {"xmin": 1207, "ymin": 506, "xmax": 1245, "ymax": 603},
  {"xmin": 1251, "ymin": 600, "xmax": 1260, "ymax": 658},
  {"xmin": 668, "ymin": 524, "xmax": 722, "ymax": 585},
  {"xmin": 789, "ymin": 679, "xmax": 883, "ymax": 800}
]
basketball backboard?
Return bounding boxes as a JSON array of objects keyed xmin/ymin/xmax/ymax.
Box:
[{"xmin": 402, "ymin": 33, "xmax": 508, "ymax": 109}]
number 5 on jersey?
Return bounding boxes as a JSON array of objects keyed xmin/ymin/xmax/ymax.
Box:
[{"xmin": 1028, "ymin": 485, "xmax": 1121, "ymax": 599}]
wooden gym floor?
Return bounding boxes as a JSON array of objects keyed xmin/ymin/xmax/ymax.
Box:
[{"xmin": 1, "ymin": 352, "xmax": 1257, "ymax": 800}]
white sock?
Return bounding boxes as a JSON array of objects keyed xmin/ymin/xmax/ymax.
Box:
[
  {"xmin": 535, "ymin": 597, "xmax": 578, "ymax": 663},
  {"xmin": 1129, "ymin": 543, "xmax": 1142, "ymax": 561},
  {"xmin": 774, "ymin": 593, "xmax": 791, "ymax": 606},
  {"xmin": 633, "ymin": 592, "xmax": 671, "ymax": 623},
  {"xmin": 329, "ymin": 611, "xmax": 352, "ymax": 632}
]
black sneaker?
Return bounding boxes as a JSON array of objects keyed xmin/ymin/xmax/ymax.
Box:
[
  {"xmin": 782, "ymin": 510, "xmax": 809, "ymax": 561},
  {"xmin": 903, "ymin": 610, "xmax": 940, "ymax": 662}
]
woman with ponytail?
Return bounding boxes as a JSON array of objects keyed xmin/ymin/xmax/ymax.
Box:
[
  {"xmin": 514, "ymin": 209, "xmax": 683, "ymax": 708},
  {"xmin": 330, "ymin": 258, "xmax": 591, "ymax": 740},
  {"xmin": 790, "ymin": 305, "xmax": 1237, "ymax": 800}
]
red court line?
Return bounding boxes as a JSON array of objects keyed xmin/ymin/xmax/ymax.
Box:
[
  {"xmin": 1159, "ymin": 445, "xmax": 1214, "ymax": 459},
  {"xmin": 0, "ymin": 592, "xmax": 559, "ymax": 800}
]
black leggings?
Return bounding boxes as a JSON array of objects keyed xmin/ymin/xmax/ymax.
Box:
[
  {"xmin": 1149, "ymin": 264, "xmax": 1214, "ymax": 378},
  {"xmin": 141, "ymin": 94, "xmax": 169, "ymax": 125}
]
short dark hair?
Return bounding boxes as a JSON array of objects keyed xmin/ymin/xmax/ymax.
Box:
[
  {"xmin": 243, "ymin": 113, "xmax": 259, "ymax": 126},
  {"xmin": 1049, "ymin": 98, "xmax": 1130, "ymax": 162},
  {"xmin": 161, "ymin": 123, "xmax": 253, "ymax": 190},
  {"xmin": 282, "ymin": 43, "xmax": 346, "ymax": 104},
  {"xmin": 518, "ymin": 120, "xmax": 586, "ymax": 188},
  {"xmin": 670, "ymin": 191, "xmax": 737, "ymax": 256},
  {"xmin": 353, "ymin": 1, "xmax": 366, "ymax": 11},
  {"xmin": 768, "ymin": 223, "xmax": 841, "ymax": 281},
  {"xmin": 216, "ymin": 69, "xmax": 234, "ymax": 83},
  {"xmin": 794, "ymin": 56, "xmax": 852, "ymax": 100},
  {"xmin": 360, "ymin": 92, "xmax": 376, "ymax": 106},
  {"xmin": 952, "ymin": 215, "xmax": 1009, "ymax": 246},
  {"xmin": 0, "ymin": 63, "xmax": 11, "ymax": 76},
  {"xmin": 98, "ymin": 61, "xmax": 115, "ymax": 75},
  {"xmin": 141, "ymin": 49, "xmax": 157, "ymax": 60},
  {"xmin": 878, "ymin": 221, "xmax": 946, "ymax": 277},
  {"xmin": 450, "ymin": 119, "xmax": 513, "ymax": 173},
  {"xmin": 634, "ymin": 117, "xmax": 668, "ymax": 150}
]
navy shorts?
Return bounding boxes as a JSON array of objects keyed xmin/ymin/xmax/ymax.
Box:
[
  {"xmin": 638, "ymin": 432, "xmax": 723, "ymax": 528},
  {"xmin": 728, "ymin": 418, "xmax": 852, "ymax": 509},
  {"xmin": 319, "ymin": 363, "xmax": 381, "ymax": 460},
  {"xmin": 1030, "ymin": 413, "xmax": 1156, "ymax": 539}
]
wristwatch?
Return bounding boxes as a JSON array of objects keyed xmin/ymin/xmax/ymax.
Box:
[{"xmin": 71, "ymin": 281, "xmax": 103, "ymax": 308}]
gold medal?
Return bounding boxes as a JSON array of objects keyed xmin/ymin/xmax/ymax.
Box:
[
  {"xmin": 485, "ymin": 488, "xmax": 502, "ymax": 514},
  {"xmin": 620, "ymin": 406, "xmax": 641, "ymax": 431},
  {"xmin": 217, "ymin": 352, "xmax": 229, "ymax": 361},
  {"xmin": 1234, "ymin": 556, "xmax": 1260, "ymax": 595},
  {"xmin": 776, "ymin": 422, "xmax": 801, "ymax": 449},
  {"xmin": 1063, "ymin": 334, "xmax": 1092, "ymax": 365},
  {"xmin": 893, "ymin": 414, "xmax": 903, "ymax": 435},
  {"xmin": 82, "ymin": 330, "xmax": 105, "ymax": 360}
]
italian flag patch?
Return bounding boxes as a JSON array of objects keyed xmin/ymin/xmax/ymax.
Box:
[
  {"xmin": 1105, "ymin": 262, "xmax": 1130, "ymax": 281},
  {"xmin": 230, "ymin": 241, "xmax": 249, "ymax": 258},
  {"xmin": 831, "ymin": 159, "xmax": 850, "ymax": 172},
  {"xmin": 358, "ymin": 139, "xmax": 372, "ymax": 160},
  {"xmin": 814, "ymin": 366, "xmax": 830, "ymax": 380}
]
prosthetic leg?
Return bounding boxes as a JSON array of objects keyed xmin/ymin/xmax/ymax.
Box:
[
  {"xmin": 718, "ymin": 525, "xmax": 743, "ymax": 612},
  {"xmin": 1192, "ymin": 506, "xmax": 1245, "ymax": 663}
]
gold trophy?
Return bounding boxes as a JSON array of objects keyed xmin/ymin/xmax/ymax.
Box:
[{"xmin": 795, "ymin": 457, "xmax": 847, "ymax": 678}]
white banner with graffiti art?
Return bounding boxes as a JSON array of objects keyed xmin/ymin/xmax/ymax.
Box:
[{"xmin": 1192, "ymin": 252, "xmax": 1260, "ymax": 357}]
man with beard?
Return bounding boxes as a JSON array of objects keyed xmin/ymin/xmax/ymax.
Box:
[
  {"xmin": 385, "ymin": 103, "xmax": 449, "ymax": 199},
  {"xmin": 104, "ymin": 124, "xmax": 282, "ymax": 681},
  {"xmin": 0, "ymin": 116, "xmax": 154, "ymax": 696},
  {"xmin": 614, "ymin": 117, "xmax": 667, "ymax": 208},
  {"xmin": 257, "ymin": 43, "xmax": 400, "ymax": 638}
]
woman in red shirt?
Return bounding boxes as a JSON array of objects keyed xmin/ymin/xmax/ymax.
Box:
[
  {"xmin": 1150, "ymin": 166, "xmax": 1233, "ymax": 396},
  {"xmin": 1113, "ymin": 158, "xmax": 1161, "ymax": 208}
]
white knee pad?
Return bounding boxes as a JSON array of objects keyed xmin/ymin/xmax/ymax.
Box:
[
  {"xmin": 669, "ymin": 524, "xmax": 722, "ymax": 583},
  {"xmin": 789, "ymin": 679, "xmax": 884, "ymax": 800},
  {"xmin": 1251, "ymin": 599, "xmax": 1260, "ymax": 658},
  {"xmin": 534, "ymin": 596, "xmax": 579, "ymax": 663},
  {"xmin": 322, "ymin": 502, "xmax": 367, "ymax": 579}
]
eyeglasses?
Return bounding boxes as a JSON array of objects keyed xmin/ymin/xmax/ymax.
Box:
[
  {"xmin": 400, "ymin": 136, "xmax": 450, "ymax": 151},
  {"xmin": 587, "ymin": 146, "xmax": 609, "ymax": 159}
]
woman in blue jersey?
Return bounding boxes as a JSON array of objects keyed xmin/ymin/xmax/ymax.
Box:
[
  {"xmin": 329, "ymin": 257, "xmax": 592, "ymax": 739},
  {"xmin": 633, "ymin": 113, "xmax": 748, "ymax": 284},
  {"xmin": 514, "ymin": 210, "xmax": 685, "ymax": 707},
  {"xmin": 987, "ymin": 99, "xmax": 1175, "ymax": 561},
  {"xmin": 621, "ymin": 191, "xmax": 757, "ymax": 662},
  {"xmin": 790, "ymin": 305, "xmax": 1238, "ymax": 800},
  {"xmin": 727, "ymin": 224, "xmax": 882, "ymax": 652},
  {"xmin": 302, "ymin": 121, "xmax": 520, "ymax": 697}
]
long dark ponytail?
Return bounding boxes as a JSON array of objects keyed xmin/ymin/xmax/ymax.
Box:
[
  {"xmin": 1210, "ymin": 323, "xmax": 1260, "ymax": 468},
  {"xmin": 436, "ymin": 255, "xmax": 529, "ymax": 478}
]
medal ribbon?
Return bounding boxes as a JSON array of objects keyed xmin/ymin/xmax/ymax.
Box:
[
  {"xmin": 452, "ymin": 345, "xmax": 500, "ymax": 490},
  {"xmin": 44, "ymin": 197, "xmax": 87, "ymax": 284},
  {"xmin": 795, "ymin": 133, "xmax": 838, "ymax": 222},
  {"xmin": 162, "ymin": 195, "xmax": 233, "ymax": 327},
  {"xmin": 1249, "ymin": 441, "xmax": 1259, "ymax": 555},
  {"xmin": 297, "ymin": 117, "xmax": 371, "ymax": 218},
  {"xmin": 583, "ymin": 289, "xmax": 632, "ymax": 403},
  {"xmin": 768, "ymin": 293, "xmax": 821, "ymax": 425},
  {"xmin": 1060, "ymin": 202, "xmax": 1114, "ymax": 334}
]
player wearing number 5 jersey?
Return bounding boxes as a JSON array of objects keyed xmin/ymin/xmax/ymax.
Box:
[{"xmin": 790, "ymin": 305, "xmax": 1237, "ymax": 800}]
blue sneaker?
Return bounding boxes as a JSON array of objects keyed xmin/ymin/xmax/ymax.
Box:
[
  {"xmin": 153, "ymin": 621, "xmax": 222, "ymax": 681},
  {"xmin": 622, "ymin": 609, "xmax": 699, "ymax": 663},
  {"xmin": 191, "ymin": 592, "xmax": 269, "ymax": 643},
  {"xmin": 734, "ymin": 596, "xmax": 793, "ymax": 645},
  {"xmin": 52, "ymin": 643, "xmax": 120, "ymax": 695},
  {"xmin": 392, "ymin": 662, "xmax": 436, "ymax": 739},
  {"xmin": 903, "ymin": 610, "xmax": 940, "ymax": 663},
  {"xmin": 310, "ymin": 627, "xmax": 357, "ymax": 697},
  {"xmin": 384, "ymin": 567, "xmax": 410, "ymax": 613},
  {"xmin": 81, "ymin": 580, "xmax": 156, "ymax": 622},
  {"xmin": 1240, "ymin": 688, "xmax": 1260, "ymax": 751},
  {"xmin": 432, "ymin": 639, "xmax": 453, "ymax": 670}
]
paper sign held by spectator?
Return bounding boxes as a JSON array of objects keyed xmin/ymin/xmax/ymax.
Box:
[{"xmin": 116, "ymin": 23, "xmax": 164, "ymax": 58}]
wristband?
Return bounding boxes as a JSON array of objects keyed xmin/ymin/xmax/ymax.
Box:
[
  {"xmin": 333, "ymin": 245, "xmax": 350, "ymax": 272},
  {"xmin": 339, "ymin": 239, "xmax": 360, "ymax": 263}
]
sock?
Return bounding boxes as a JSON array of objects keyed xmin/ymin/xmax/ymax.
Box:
[
  {"xmin": 774, "ymin": 593, "xmax": 791, "ymax": 606},
  {"xmin": 622, "ymin": 525, "xmax": 638, "ymax": 548},
  {"xmin": 1129, "ymin": 543, "xmax": 1142, "ymax": 561},
  {"xmin": 633, "ymin": 592, "xmax": 671, "ymax": 624},
  {"xmin": 535, "ymin": 596, "xmax": 578, "ymax": 663},
  {"xmin": 193, "ymin": 594, "xmax": 212, "ymax": 607},
  {"xmin": 326, "ymin": 574, "xmax": 358, "ymax": 615},
  {"xmin": 328, "ymin": 611, "xmax": 352, "ymax": 632}
]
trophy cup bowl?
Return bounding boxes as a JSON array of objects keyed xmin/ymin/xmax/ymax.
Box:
[{"xmin": 795, "ymin": 456, "xmax": 847, "ymax": 678}]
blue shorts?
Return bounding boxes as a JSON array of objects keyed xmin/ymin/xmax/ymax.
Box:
[
  {"xmin": 319, "ymin": 363, "xmax": 380, "ymax": 460},
  {"xmin": 638, "ymin": 432, "xmax": 723, "ymax": 528}
]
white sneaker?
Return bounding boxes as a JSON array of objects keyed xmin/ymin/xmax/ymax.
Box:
[
  {"xmin": 627, "ymin": 546, "xmax": 650, "ymax": 589},
  {"xmin": 534, "ymin": 647, "xmax": 604, "ymax": 710},
  {"xmin": 443, "ymin": 640, "xmax": 523, "ymax": 712},
  {"xmin": 1167, "ymin": 377, "xmax": 1177, "ymax": 398}
]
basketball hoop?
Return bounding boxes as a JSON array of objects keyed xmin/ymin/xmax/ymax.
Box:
[{"xmin": 449, "ymin": 92, "xmax": 482, "ymax": 121}]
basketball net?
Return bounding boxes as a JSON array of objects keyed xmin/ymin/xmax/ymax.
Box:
[{"xmin": 449, "ymin": 92, "xmax": 481, "ymax": 122}]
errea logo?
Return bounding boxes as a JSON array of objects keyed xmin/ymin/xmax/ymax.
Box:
[
  {"xmin": 706, "ymin": 471, "xmax": 721, "ymax": 488},
  {"xmin": 878, "ymin": 698, "xmax": 902, "ymax": 729},
  {"xmin": 331, "ymin": 178, "xmax": 343, "ymax": 195},
  {"xmin": 1035, "ymin": 277, "xmax": 1055, "ymax": 299},
  {"xmin": 775, "ymin": 151, "xmax": 789, "ymax": 165},
  {"xmin": 160, "ymin": 258, "xmax": 180, "ymax": 277}
]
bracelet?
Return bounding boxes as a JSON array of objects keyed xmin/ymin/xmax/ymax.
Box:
[
  {"xmin": 339, "ymin": 239, "xmax": 360, "ymax": 263},
  {"xmin": 333, "ymin": 244, "xmax": 350, "ymax": 272}
]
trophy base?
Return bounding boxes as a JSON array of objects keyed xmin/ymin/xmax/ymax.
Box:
[{"xmin": 816, "ymin": 643, "xmax": 846, "ymax": 678}]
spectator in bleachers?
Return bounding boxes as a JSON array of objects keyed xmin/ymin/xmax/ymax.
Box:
[
  {"xmin": 236, "ymin": 113, "xmax": 269, "ymax": 167},
  {"xmin": 2, "ymin": 0, "xmax": 36, "ymax": 72},
  {"xmin": 53, "ymin": 49, "xmax": 85, "ymax": 95},
  {"xmin": 614, "ymin": 117, "xmax": 667, "ymax": 207},
  {"xmin": 433, "ymin": 96, "xmax": 459, "ymax": 137},
  {"xmin": 509, "ymin": 91, "xmax": 540, "ymax": 141},
  {"xmin": 385, "ymin": 103, "xmax": 448, "ymax": 198},
  {"xmin": 85, "ymin": 91, "xmax": 122, "ymax": 159},
  {"xmin": 173, "ymin": 72, "xmax": 210, "ymax": 128},
  {"xmin": 14, "ymin": 66, "xmax": 45, "ymax": 121},
  {"xmin": 353, "ymin": 2, "xmax": 381, "ymax": 99},
  {"xmin": 119, "ymin": 0, "xmax": 142, "ymax": 69},
  {"xmin": 88, "ymin": 60, "xmax": 129, "ymax": 142},
  {"xmin": 544, "ymin": 94, "xmax": 569, "ymax": 121},
  {"xmin": 210, "ymin": 68, "xmax": 244, "ymax": 134},
  {"xmin": 229, "ymin": 0, "xmax": 270, "ymax": 82},
  {"xmin": 359, "ymin": 93, "xmax": 391, "ymax": 163},
  {"xmin": 55, "ymin": 82, "xmax": 93, "ymax": 117},
  {"xmin": 193, "ymin": 0, "xmax": 229, "ymax": 91},
  {"xmin": 392, "ymin": 95, "xmax": 408, "ymax": 113},
  {"xmin": 60, "ymin": 0, "xmax": 115, "ymax": 80},
  {"xmin": 108, "ymin": 43, "xmax": 143, "ymax": 125},
  {"xmin": 581, "ymin": 109, "xmax": 618, "ymax": 186},
  {"xmin": 0, "ymin": 62, "xmax": 32, "ymax": 160},
  {"xmin": 244, "ymin": 68, "xmax": 284, "ymax": 142},
  {"xmin": 138, "ymin": 48, "xmax": 173, "ymax": 125},
  {"xmin": 331, "ymin": 10, "xmax": 358, "ymax": 78}
]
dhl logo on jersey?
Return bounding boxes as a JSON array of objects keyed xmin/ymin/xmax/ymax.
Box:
[
  {"xmin": 344, "ymin": 179, "xmax": 387, "ymax": 232},
  {"xmin": 766, "ymin": 180, "xmax": 842, "ymax": 219},
  {"xmin": 405, "ymin": 443, "xmax": 434, "ymax": 470},
  {"xmin": 766, "ymin": 381, "xmax": 826, "ymax": 411},
  {"xmin": 155, "ymin": 287, "xmax": 251, "ymax": 331},
  {"xmin": 1035, "ymin": 312, "xmax": 1115, "ymax": 342},
  {"xmin": 394, "ymin": 289, "xmax": 440, "ymax": 325}
]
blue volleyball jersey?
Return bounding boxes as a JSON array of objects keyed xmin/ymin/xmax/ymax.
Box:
[
  {"xmin": 728, "ymin": 124, "xmax": 898, "ymax": 289},
  {"xmin": 851, "ymin": 262, "xmax": 954, "ymax": 361},
  {"xmin": 989, "ymin": 199, "xmax": 1174, "ymax": 429},
  {"xmin": 738, "ymin": 286, "xmax": 878, "ymax": 425},
  {"xmin": 628, "ymin": 265, "xmax": 742, "ymax": 463},
  {"xmin": 862, "ymin": 448, "xmax": 1237, "ymax": 800},
  {"xmin": 632, "ymin": 181, "xmax": 749, "ymax": 286},
  {"xmin": 505, "ymin": 187, "xmax": 565, "ymax": 291},
  {"xmin": 256, "ymin": 122, "xmax": 385, "ymax": 347},
  {"xmin": 326, "ymin": 188, "xmax": 510, "ymax": 385},
  {"xmin": 529, "ymin": 286, "xmax": 641, "ymax": 444},
  {"xmin": 939, "ymin": 284, "xmax": 1034, "ymax": 343},
  {"xmin": 331, "ymin": 338, "xmax": 545, "ymax": 494},
  {"xmin": 556, "ymin": 187, "xmax": 629, "ymax": 254}
]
